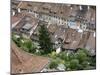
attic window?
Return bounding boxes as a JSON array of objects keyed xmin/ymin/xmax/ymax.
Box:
[
  {"xmin": 60, "ymin": 11, "xmax": 63, "ymax": 14},
  {"xmin": 42, "ymin": 7, "xmax": 45, "ymax": 10},
  {"xmin": 49, "ymin": 10, "xmax": 51, "ymax": 13},
  {"xmin": 27, "ymin": 4, "xmax": 32, "ymax": 7},
  {"xmin": 19, "ymin": 69, "xmax": 21, "ymax": 72},
  {"xmin": 65, "ymin": 41, "xmax": 70, "ymax": 44},
  {"xmin": 12, "ymin": 2, "xmax": 18, "ymax": 5},
  {"xmin": 43, "ymin": 7, "xmax": 48, "ymax": 10},
  {"xmin": 54, "ymin": 12, "xmax": 56, "ymax": 14},
  {"xmin": 18, "ymin": 69, "xmax": 23, "ymax": 73}
]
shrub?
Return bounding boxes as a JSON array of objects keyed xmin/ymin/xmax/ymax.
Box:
[
  {"xmin": 75, "ymin": 50, "xmax": 88, "ymax": 63},
  {"xmin": 64, "ymin": 61, "xmax": 70, "ymax": 70},
  {"xmin": 49, "ymin": 60, "xmax": 58, "ymax": 69},
  {"xmin": 21, "ymin": 39, "xmax": 37, "ymax": 53},
  {"xmin": 12, "ymin": 34, "xmax": 22, "ymax": 47},
  {"xmin": 81, "ymin": 61, "xmax": 90, "ymax": 68},
  {"xmin": 58, "ymin": 52, "xmax": 68, "ymax": 61},
  {"xmin": 69, "ymin": 59, "xmax": 79, "ymax": 70},
  {"xmin": 48, "ymin": 51, "xmax": 57, "ymax": 58}
]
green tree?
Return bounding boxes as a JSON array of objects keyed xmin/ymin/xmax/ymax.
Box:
[{"xmin": 38, "ymin": 25, "xmax": 53, "ymax": 54}]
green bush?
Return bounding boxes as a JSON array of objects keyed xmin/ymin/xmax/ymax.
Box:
[
  {"xmin": 81, "ymin": 61, "xmax": 90, "ymax": 68},
  {"xmin": 75, "ymin": 50, "xmax": 88, "ymax": 63},
  {"xmin": 48, "ymin": 51, "xmax": 58, "ymax": 58},
  {"xmin": 49, "ymin": 60, "xmax": 58, "ymax": 69},
  {"xmin": 12, "ymin": 34, "xmax": 22, "ymax": 47},
  {"xmin": 69, "ymin": 59, "xmax": 79, "ymax": 70},
  {"xmin": 64, "ymin": 61, "xmax": 70, "ymax": 70},
  {"xmin": 59, "ymin": 52, "xmax": 67, "ymax": 59},
  {"xmin": 79, "ymin": 48, "xmax": 89, "ymax": 55},
  {"xmin": 12, "ymin": 33, "xmax": 37, "ymax": 54},
  {"xmin": 21, "ymin": 39, "xmax": 37, "ymax": 53}
]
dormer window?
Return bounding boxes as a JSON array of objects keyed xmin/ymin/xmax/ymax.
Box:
[
  {"xmin": 28, "ymin": 4, "xmax": 32, "ymax": 6},
  {"xmin": 60, "ymin": 11, "xmax": 63, "ymax": 14},
  {"xmin": 54, "ymin": 12, "xmax": 56, "ymax": 14},
  {"xmin": 65, "ymin": 42, "xmax": 70, "ymax": 44},
  {"xmin": 49, "ymin": 10, "xmax": 52, "ymax": 13},
  {"xmin": 18, "ymin": 69, "xmax": 23, "ymax": 73}
]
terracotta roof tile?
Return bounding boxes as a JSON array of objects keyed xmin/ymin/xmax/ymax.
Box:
[
  {"xmin": 11, "ymin": 16, "xmax": 20, "ymax": 24},
  {"xmin": 11, "ymin": 41, "xmax": 50, "ymax": 74}
]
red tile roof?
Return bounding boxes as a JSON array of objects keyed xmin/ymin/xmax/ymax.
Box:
[
  {"xmin": 63, "ymin": 28, "xmax": 82, "ymax": 49},
  {"xmin": 11, "ymin": 41, "xmax": 50, "ymax": 74},
  {"xmin": 11, "ymin": 16, "xmax": 20, "ymax": 24}
]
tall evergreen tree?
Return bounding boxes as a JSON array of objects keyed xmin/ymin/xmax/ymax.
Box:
[{"xmin": 38, "ymin": 24, "xmax": 53, "ymax": 54}]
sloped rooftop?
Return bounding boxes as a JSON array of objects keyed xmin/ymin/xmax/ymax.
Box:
[{"xmin": 11, "ymin": 41, "xmax": 50, "ymax": 74}]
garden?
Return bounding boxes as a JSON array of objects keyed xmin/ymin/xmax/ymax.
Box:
[{"xmin": 12, "ymin": 24, "xmax": 96, "ymax": 72}]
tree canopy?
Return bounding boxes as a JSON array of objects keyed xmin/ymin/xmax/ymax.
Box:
[{"xmin": 38, "ymin": 25, "xmax": 53, "ymax": 54}]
